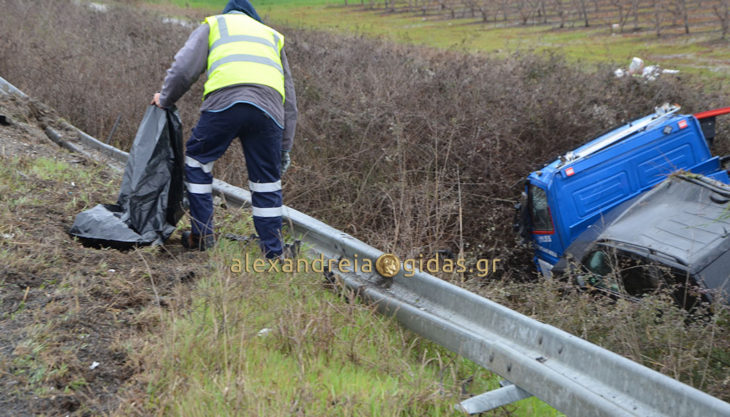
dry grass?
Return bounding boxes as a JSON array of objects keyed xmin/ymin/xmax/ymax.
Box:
[
  {"xmin": 1, "ymin": 0, "xmax": 728, "ymax": 406},
  {"xmin": 132, "ymin": 235, "xmax": 511, "ymax": 416},
  {"xmin": 479, "ymin": 277, "xmax": 730, "ymax": 400},
  {"xmin": 0, "ymin": 94, "xmax": 208, "ymax": 415}
]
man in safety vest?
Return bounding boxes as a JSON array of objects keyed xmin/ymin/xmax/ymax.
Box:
[{"xmin": 152, "ymin": 0, "xmax": 297, "ymax": 258}]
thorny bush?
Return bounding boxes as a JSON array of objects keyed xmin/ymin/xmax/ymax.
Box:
[
  {"xmin": 2, "ymin": 0, "xmax": 728, "ymax": 267},
  {"xmin": 1, "ymin": 0, "xmax": 728, "ymax": 401}
]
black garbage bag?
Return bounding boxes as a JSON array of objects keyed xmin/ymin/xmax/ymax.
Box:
[{"xmin": 69, "ymin": 105, "xmax": 185, "ymax": 248}]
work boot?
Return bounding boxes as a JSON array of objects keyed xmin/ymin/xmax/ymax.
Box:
[
  {"xmin": 282, "ymin": 240, "xmax": 301, "ymax": 259},
  {"xmin": 181, "ymin": 231, "xmax": 215, "ymax": 251},
  {"xmin": 268, "ymin": 241, "xmax": 302, "ymax": 262}
]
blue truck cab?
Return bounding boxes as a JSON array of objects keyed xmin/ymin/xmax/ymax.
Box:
[{"xmin": 521, "ymin": 104, "xmax": 730, "ymax": 277}]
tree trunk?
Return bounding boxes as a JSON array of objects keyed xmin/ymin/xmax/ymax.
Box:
[
  {"xmin": 611, "ymin": 0, "xmax": 626, "ymax": 32},
  {"xmin": 575, "ymin": 0, "xmax": 590, "ymax": 27},
  {"xmin": 540, "ymin": 0, "xmax": 547, "ymax": 24},
  {"xmin": 632, "ymin": 0, "xmax": 639, "ymax": 30},
  {"xmin": 553, "ymin": 0, "xmax": 565, "ymax": 28},
  {"xmin": 714, "ymin": 1, "xmax": 730, "ymax": 39}
]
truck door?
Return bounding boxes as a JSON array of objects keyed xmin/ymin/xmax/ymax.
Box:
[{"xmin": 527, "ymin": 183, "xmax": 563, "ymax": 276}]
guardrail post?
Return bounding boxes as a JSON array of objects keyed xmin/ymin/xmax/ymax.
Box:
[{"xmin": 457, "ymin": 380, "xmax": 533, "ymax": 414}]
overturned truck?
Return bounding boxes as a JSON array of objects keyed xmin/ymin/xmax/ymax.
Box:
[{"xmin": 517, "ymin": 104, "xmax": 730, "ymax": 304}]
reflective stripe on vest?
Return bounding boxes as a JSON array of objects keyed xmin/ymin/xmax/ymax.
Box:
[{"xmin": 204, "ymin": 14, "xmax": 285, "ymax": 102}]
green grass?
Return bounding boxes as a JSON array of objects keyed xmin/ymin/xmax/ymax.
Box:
[
  {"xmin": 141, "ymin": 210, "xmax": 563, "ymax": 415},
  {"xmin": 146, "ymin": 0, "xmax": 225, "ymax": 9},
  {"xmin": 256, "ymin": 0, "xmax": 345, "ymax": 6},
  {"xmin": 142, "ymin": 0, "xmax": 729, "ymax": 80},
  {"xmin": 0, "ymin": 154, "xmax": 117, "ymax": 396},
  {"xmin": 149, "ymin": 0, "xmax": 342, "ymax": 10},
  {"xmin": 258, "ymin": 4, "xmax": 729, "ymax": 79}
]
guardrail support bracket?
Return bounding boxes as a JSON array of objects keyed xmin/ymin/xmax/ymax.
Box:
[{"xmin": 457, "ymin": 381, "xmax": 533, "ymax": 415}]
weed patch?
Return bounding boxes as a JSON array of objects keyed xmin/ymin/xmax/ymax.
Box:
[
  {"xmin": 0, "ymin": 94, "xmax": 207, "ymax": 415},
  {"xmin": 139, "ymin": 235, "xmax": 563, "ymax": 416}
]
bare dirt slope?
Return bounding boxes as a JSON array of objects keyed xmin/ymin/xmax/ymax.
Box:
[{"xmin": 0, "ymin": 93, "xmax": 204, "ymax": 416}]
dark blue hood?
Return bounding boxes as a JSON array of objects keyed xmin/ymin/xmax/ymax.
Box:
[{"xmin": 223, "ymin": 0, "xmax": 262, "ymax": 22}]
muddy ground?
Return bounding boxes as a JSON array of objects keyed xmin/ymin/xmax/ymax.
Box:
[{"xmin": 0, "ymin": 93, "xmax": 206, "ymax": 416}]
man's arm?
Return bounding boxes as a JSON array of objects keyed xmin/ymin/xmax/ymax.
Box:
[
  {"xmin": 156, "ymin": 24, "xmax": 209, "ymax": 108},
  {"xmin": 280, "ymin": 47, "xmax": 298, "ymax": 152}
]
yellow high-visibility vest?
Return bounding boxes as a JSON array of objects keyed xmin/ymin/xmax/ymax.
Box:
[{"xmin": 203, "ymin": 13, "xmax": 285, "ymax": 102}]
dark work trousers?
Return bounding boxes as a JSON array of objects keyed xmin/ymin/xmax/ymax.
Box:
[{"xmin": 184, "ymin": 103, "xmax": 283, "ymax": 258}]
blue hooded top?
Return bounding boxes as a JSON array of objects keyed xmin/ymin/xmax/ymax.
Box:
[{"xmin": 222, "ymin": 0, "xmax": 262, "ymax": 22}]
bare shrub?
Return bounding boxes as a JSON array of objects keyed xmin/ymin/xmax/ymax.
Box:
[
  {"xmin": 0, "ymin": 0, "xmax": 204, "ymax": 149},
  {"xmin": 2, "ymin": 0, "xmax": 727, "ymax": 272},
  {"xmin": 280, "ymin": 31, "xmax": 727, "ymax": 273},
  {"xmin": 715, "ymin": 0, "xmax": 730, "ymax": 39}
]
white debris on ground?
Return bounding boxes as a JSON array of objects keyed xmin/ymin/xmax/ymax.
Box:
[
  {"xmin": 71, "ymin": 1, "xmax": 108, "ymax": 13},
  {"xmin": 74, "ymin": 2, "xmax": 194, "ymax": 30},
  {"xmin": 162, "ymin": 17, "xmax": 194, "ymax": 28},
  {"xmin": 88, "ymin": 3, "xmax": 108, "ymax": 12},
  {"xmin": 614, "ymin": 57, "xmax": 680, "ymax": 81}
]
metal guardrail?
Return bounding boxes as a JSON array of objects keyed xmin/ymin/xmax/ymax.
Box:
[
  {"xmin": 2, "ymin": 76, "xmax": 730, "ymax": 417},
  {"xmin": 0, "ymin": 76, "xmax": 27, "ymax": 97}
]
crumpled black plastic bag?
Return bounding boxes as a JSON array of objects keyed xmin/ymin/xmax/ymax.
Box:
[{"xmin": 69, "ymin": 105, "xmax": 184, "ymax": 248}]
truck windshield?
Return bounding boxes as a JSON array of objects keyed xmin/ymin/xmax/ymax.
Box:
[{"xmin": 528, "ymin": 184, "xmax": 554, "ymax": 234}]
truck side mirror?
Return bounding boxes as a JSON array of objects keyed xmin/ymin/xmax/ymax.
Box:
[{"xmin": 513, "ymin": 192, "xmax": 530, "ymax": 244}]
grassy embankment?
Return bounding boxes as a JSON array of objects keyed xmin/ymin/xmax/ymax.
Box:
[
  {"xmin": 144, "ymin": 235, "xmax": 568, "ymax": 416},
  {"xmin": 0, "ymin": 96, "xmax": 561, "ymax": 415}
]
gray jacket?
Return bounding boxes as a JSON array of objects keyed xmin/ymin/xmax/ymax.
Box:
[{"xmin": 159, "ymin": 21, "xmax": 298, "ymax": 151}]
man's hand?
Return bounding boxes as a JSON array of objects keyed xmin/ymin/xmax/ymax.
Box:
[
  {"xmin": 281, "ymin": 150, "xmax": 291, "ymax": 175},
  {"xmin": 151, "ymin": 92, "xmax": 163, "ymax": 108}
]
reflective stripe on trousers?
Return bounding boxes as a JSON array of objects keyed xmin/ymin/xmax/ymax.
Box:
[{"xmin": 184, "ymin": 103, "xmax": 284, "ymax": 256}]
